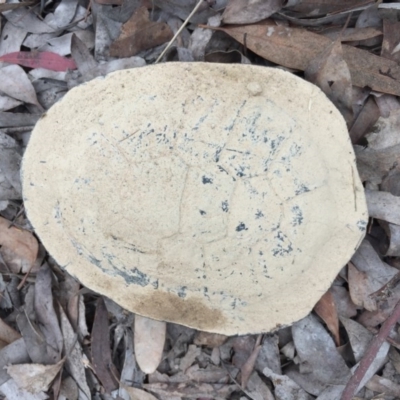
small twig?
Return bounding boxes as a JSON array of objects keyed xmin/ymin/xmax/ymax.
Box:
[
  {"xmin": 341, "ymin": 298, "xmax": 400, "ymax": 400},
  {"xmin": 155, "ymin": 0, "xmax": 205, "ymax": 63},
  {"xmin": 84, "ymin": 0, "xmax": 92, "ymax": 22}
]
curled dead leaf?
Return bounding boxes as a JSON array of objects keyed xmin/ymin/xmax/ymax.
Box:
[
  {"xmin": 6, "ymin": 359, "xmax": 64, "ymax": 394},
  {"xmin": 305, "ymin": 40, "xmax": 353, "ymax": 125},
  {"xmin": 0, "ymin": 216, "xmax": 38, "ymax": 274}
]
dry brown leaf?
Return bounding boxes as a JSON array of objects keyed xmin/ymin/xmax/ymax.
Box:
[
  {"xmin": 153, "ymin": 0, "xmax": 217, "ymax": 24},
  {"xmin": 0, "ymin": 112, "xmax": 40, "ymax": 127},
  {"xmin": 71, "ymin": 34, "xmax": 97, "ymax": 77},
  {"xmin": 284, "ymin": 365, "xmax": 327, "ymax": 397},
  {"xmin": 5, "ymin": 6, "xmax": 61, "ymax": 34},
  {"xmin": 355, "ymin": 143, "xmax": 400, "ymax": 184},
  {"xmin": 110, "ymin": 6, "xmax": 173, "ymax": 58},
  {"xmin": 59, "ymin": 376, "xmax": 79, "ymax": 400},
  {"xmin": 365, "ymin": 374, "xmax": 400, "ymax": 397},
  {"xmin": 190, "ymin": 15, "xmax": 220, "ymax": 61},
  {"xmin": 355, "ymin": 3, "xmax": 381, "ymax": 29},
  {"xmin": 330, "ymin": 285, "xmax": 358, "ymax": 319},
  {"xmin": 240, "ymin": 334, "xmax": 262, "ymax": 388},
  {"xmin": 382, "ymin": 19, "xmax": 400, "ymax": 63},
  {"xmin": 246, "ymin": 371, "xmax": 275, "ymax": 400},
  {"xmin": 77, "ymin": 294, "xmax": 89, "ymax": 338},
  {"xmin": 179, "ymin": 344, "xmax": 201, "ymax": 373},
  {"xmin": 186, "ymin": 364, "xmax": 229, "ymax": 383},
  {"xmin": 94, "ymin": 13, "xmax": 120, "ymax": 62},
  {"xmin": 280, "ymin": 340, "xmax": 295, "ymax": 360},
  {"xmin": 291, "ymin": 315, "xmax": 350, "ymax": 391},
  {"xmin": 92, "ymin": 297, "xmax": 119, "ymax": 393},
  {"xmin": 0, "ymin": 1, "xmax": 37, "ymax": 12},
  {"xmin": 352, "ymin": 86, "xmax": 371, "ymax": 119},
  {"xmin": 381, "ymin": 222, "xmax": 400, "ymax": 256},
  {"xmin": 0, "ymin": 378, "xmax": 48, "ymax": 400},
  {"xmin": 166, "ymin": 324, "xmax": 196, "ymax": 369},
  {"xmin": 339, "ymin": 317, "xmax": 373, "ymax": 363},
  {"xmin": 366, "ymin": 190, "xmax": 400, "ymax": 226},
  {"xmin": 0, "ymin": 317, "xmax": 21, "ymax": 344},
  {"xmin": 348, "ymin": 261, "xmax": 376, "ymax": 311},
  {"xmin": 0, "ymin": 65, "xmax": 44, "ymax": 110},
  {"xmin": 119, "ymin": 325, "xmax": 145, "ymax": 388},
  {"xmin": 350, "ymin": 240, "xmax": 398, "ymax": 310},
  {"xmin": 148, "ymin": 369, "xmax": 188, "ymax": 384},
  {"xmin": 216, "ymin": 22, "xmax": 400, "ymax": 96},
  {"xmin": 222, "ymin": 0, "xmax": 284, "ymax": 24},
  {"xmin": 210, "ymin": 347, "xmax": 220, "ymax": 365},
  {"xmin": 305, "ymin": 39, "xmax": 353, "ymax": 124},
  {"xmin": 349, "ymin": 97, "xmax": 379, "ymax": 144},
  {"xmin": 122, "ymin": 385, "xmax": 158, "ymax": 400},
  {"xmin": 384, "ymin": 174, "xmax": 400, "ymax": 198},
  {"xmin": 0, "ymin": 216, "xmax": 38, "ymax": 273},
  {"xmin": 6, "ymin": 359, "xmax": 64, "ymax": 394},
  {"xmin": 342, "ymin": 328, "xmax": 391, "ymax": 399},
  {"xmin": 314, "ymin": 290, "xmax": 340, "ymax": 346},
  {"xmin": 232, "ymin": 335, "xmax": 255, "ymax": 369},
  {"xmin": 281, "ymin": 9, "xmax": 356, "ymax": 28},
  {"xmin": 357, "ymin": 282, "xmax": 400, "ymax": 329},
  {"xmin": 389, "ymin": 347, "xmax": 400, "ymax": 374},
  {"xmin": 58, "ymin": 273, "xmax": 80, "ymax": 331},
  {"xmin": 323, "ymin": 27, "xmax": 382, "ymax": 42},
  {"xmin": 59, "ymin": 304, "xmax": 91, "ymax": 400},
  {"xmin": 16, "ymin": 311, "xmax": 59, "ymax": 365},
  {"xmin": 67, "ymin": 55, "xmax": 146, "ymax": 88},
  {"xmin": 285, "ymin": 0, "xmax": 371, "ymax": 15},
  {"xmin": 0, "ymin": 338, "xmax": 30, "ymax": 385},
  {"xmin": 35, "ymin": 264, "xmax": 63, "ymax": 359},
  {"xmin": 263, "ymin": 366, "xmax": 313, "ymax": 400},
  {"xmin": 255, "ymin": 334, "xmax": 281, "ymax": 375},
  {"xmin": 366, "ymin": 109, "xmax": 400, "ymax": 150},
  {"xmin": 134, "ymin": 315, "xmax": 166, "ymax": 374},
  {"xmin": 0, "ymin": 94, "xmax": 21, "ymax": 112},
  {"xmin": 374, "ymin": 94, "xmax": 400, "ymax": 118},
  {"xmin": 0, "ymin": 132, "xmax": 23, "ymax": 201}
]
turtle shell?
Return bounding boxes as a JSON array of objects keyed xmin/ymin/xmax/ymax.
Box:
[{"xmin": 22, "ymin": 62, "xmax": 367, "ymax": 335}]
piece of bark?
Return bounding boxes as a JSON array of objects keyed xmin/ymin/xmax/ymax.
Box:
[{"xmin": 216, "ymin": 22, "xmax": 400, "ymax": 96}]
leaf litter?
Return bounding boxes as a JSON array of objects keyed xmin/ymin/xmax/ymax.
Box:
[{"xmin": 2, "ymin": 0, "xmax": 400, "ymax": 399}]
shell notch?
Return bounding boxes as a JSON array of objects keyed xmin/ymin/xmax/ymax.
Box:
[{"xmin": 21, "ymin": 62, "xmax": 367, "ymax": 335}]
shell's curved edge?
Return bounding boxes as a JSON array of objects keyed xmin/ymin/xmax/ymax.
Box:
[{"xmin": 21, "ymin": 62, "xmax": 367, "ymax": 335}]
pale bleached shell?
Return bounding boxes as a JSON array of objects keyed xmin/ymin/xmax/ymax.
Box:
[{"xmin": 22, "ymin": 62, "xmax": 367, "ymax": 335}]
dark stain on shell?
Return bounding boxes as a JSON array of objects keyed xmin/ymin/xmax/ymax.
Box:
[{"xmin": 135, "ymin": 291, "xmax": 227, "ymax": 332}]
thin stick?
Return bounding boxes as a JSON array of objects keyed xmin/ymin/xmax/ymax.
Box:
[
  {"xmin": 341, "ymin": 298, "xmax": 400, "ymax": 400},
  {"xmin": 155, "ymin": 0, "xmax": 204, "ymax": 63}
]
